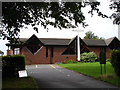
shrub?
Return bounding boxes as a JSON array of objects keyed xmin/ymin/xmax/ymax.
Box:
[
  {"xmin": 106, "ymin": 59, "xmax": 111, "ymax": 62},
  {"xmin": 62, "ymin": 60, "xmax": 78, "ymax": 64},
  {"xmin": 111, "ymin": 50, "xmax": 120, "ymax": 77},
  {"xmin": 67, "ymin": 60, "xmax": 78, "ymax": 63},
  {"xmin": 2, "ymin": 56, "xmax": 15, "ymax": 77},
  {"xmin": 2, "ymin": 55, "xmax": 25, "ymax": 78},
  {"xmin": 80, "ymin": 52, "xmax": 98, "ymax": 62},
  {"xmin": 13, "ymin": 55, "xmax": 25, "ymax": 71}
]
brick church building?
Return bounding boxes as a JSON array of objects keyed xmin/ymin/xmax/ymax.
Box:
[{"xmin": 6, "ymin": 34, "xmax": 120, "ymax": 64}]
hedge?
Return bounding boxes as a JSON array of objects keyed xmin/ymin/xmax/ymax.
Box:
[
  {"xmin": 2, "ymin": 55, "xmax": 25, "ymax": 78},
  {"xmin": 111, "ymin": 50, "xmax": 120, "ymax": 77}
]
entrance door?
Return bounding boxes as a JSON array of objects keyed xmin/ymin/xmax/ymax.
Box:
[{"xmin": 50, "ymin": 47, "xmax": 54, "ymax": 64}]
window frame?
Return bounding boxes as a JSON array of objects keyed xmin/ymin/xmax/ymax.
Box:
[{"xmin": 14, "ymin": 48, "xmax": 20, "ymax": 55}]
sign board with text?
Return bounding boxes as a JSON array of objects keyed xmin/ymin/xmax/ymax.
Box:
[{"xmin": 18, "ymin": 70, "xmax": 28, "ymax": 78}]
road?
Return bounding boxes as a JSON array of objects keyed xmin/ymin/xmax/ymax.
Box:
[{"xmin": 26, "ymin": 64, "xmax": 119, "ymax": 89}]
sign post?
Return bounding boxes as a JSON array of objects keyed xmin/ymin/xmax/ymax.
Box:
[{"xmin": 99, "ymin": 51, "xmax": 106, "ymax": 74}]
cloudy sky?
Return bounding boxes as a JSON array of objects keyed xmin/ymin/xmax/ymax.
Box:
[
  {"xmin": 0, "ymin": 0, "xmax": 119, "ymax": 55},
  {"xmin": 19, "ymin": 0, "xmax": 118, "ymax": 39}
]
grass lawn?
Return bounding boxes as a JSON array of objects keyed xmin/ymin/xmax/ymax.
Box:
[
  {"xmin": 58, "ymin": 62, "xmax": 120, "ymax": 87},
  {"xmin": 2, "ymin": 76, "xmax": 38, "ymax": 89}
]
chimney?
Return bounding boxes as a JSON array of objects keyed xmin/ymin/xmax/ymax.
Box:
[
  {"xmin": 7, "ymin": 49, "xmax": 13, "ymax": 56},
  {"xmin": 118, "ymin": 25, "xmax": 120, "ymax": 40}
]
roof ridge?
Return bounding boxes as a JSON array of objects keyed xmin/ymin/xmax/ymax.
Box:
[
  {"xmin": 39, "ymin": 38, "xmax": 71, "ymax": 39},
  {"xmin": 83, "ymin": 39, "xmax": 104, "ymax": 40}
]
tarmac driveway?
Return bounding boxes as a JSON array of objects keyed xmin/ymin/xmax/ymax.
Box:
[{"xmin": 26, "ymin": 64, "xmax": 119, "ymax": 89}]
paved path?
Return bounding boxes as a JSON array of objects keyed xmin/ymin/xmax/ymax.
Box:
[{"xmin": 26, "ymin": 64, "xmax": 119, "ymax": 89}]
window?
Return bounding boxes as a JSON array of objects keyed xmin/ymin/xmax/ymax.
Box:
[
  {"xmin": 26, "ymin": 36, "xmax": 42, "ymax": 54},
  {"xmin": 46, "ymin": 47, "xmax": 48, "ymax": 57},
  {"xmin": 14, "ymin": 48, "xmax": 20, "ymax": 55},
  {"xmin": 27, "ymin": 44, "xmax": 41, "ymax": 54},
  {"xmin": 62, "ymin": 47, "xmax": 76, "ymax": 55}
]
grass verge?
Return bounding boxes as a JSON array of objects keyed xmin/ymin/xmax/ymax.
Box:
[
  {"xmin": 2, "ymin": 76, "xmax": 38, "ymax": 89},
  {"xmin": 58, "ymin": 62, "xmax": 120, "ymax": 87}
]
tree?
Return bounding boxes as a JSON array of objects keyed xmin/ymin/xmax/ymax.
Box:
[
  {"xmin": 109, "ymin": 1, "xmax": 120, "ymax": 25},
  {"xmin": 111, "ymin": 50, "xmax": 120, "ymax": 77},
  {"xmin": 1, "ymin": 2, "xmax": 107, "ymax": 43},
  {"xmin": 1, "ymin": 1, "xmax": 119, "ymax": 43},
  {"xmin": 84, "ymin": 31, "xmax": 102, "ymax": 39}
]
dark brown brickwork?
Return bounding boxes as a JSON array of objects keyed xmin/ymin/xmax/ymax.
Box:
[
  {"xmin": 87, "ymin": 46, "xmax": 111, "ymax": 59},
  {"xmin": 51, "ymin": 47, "xmax": 77, "ymax": 63},
  {"xmin": 7, "ymin": 45, "xmax": 113, "ymax": 65},
  {"xmin": 21, "ymin": 46, "xmax": 50, "ymax": 64},
  {"xmin": 6, "ymin": 35, "xmax": 120, "ymax": 64},
  {"xmin": 106, "ymin": 48, "xmax": 111, "ymax": 59},
  {"xmin": 21, "ymin": 45, "xmax": 111, "ymax": 65},
  {"xmin": 21, "ymin": 46, "xmax": 77, "ymax": 64},
  {"xmin": 7, "ymin": 50, "xmax": 13, "ymax": 55}
]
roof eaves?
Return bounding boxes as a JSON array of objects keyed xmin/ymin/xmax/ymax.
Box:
[{"xmin": 68, "ymin": 36, "xmax": 77, "ymax": 45}]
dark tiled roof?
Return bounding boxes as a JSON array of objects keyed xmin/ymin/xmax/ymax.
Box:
[
  {"xmin": 83, "ymin": 39, "xmax": 107, "ymax": 46},
  {"xmin": 17, "ymin": 35, "xmax": 119, "ymax": 46},
  {"xmin": 19, "ymin": 38, "xmax": 28, "ymax": 43},
  {"xmin": 68, "ymin": 36, "xmax": 77, "ymax": 45},
  {"xmin": 39, "ymin": 38, "xmax": 71, "ymax": 45},
  {"xmin": 19, "ymin": 38, "xmax": 71, "ymax": 45},
  {"xmin": 105, "ymin": 37, "xmax": 116, "ymax": 45}
]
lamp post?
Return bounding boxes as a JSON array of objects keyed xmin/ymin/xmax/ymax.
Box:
[{"xmin": 73, "ymin": 29, "xmax": 84, "ymax": 61}]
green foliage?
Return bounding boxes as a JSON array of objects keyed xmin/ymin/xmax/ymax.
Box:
[
  {"xmin": 67, "ymin": 60, "xmax": 78, "ymax": 64},
  {"xmin": 110, "ymin": 1, "xmax": 120, "ymax": 25},
  {"xmin": 80, "ymin": 52, "xmax": 98, "ymax": 62},
  {"xmin": 2, "ymin": 55, "xmax": 25, "ymax": 78},
  {"xmin": 62, "ymin": 60, "xmax": 78, "ymax": 64},
  {"xmin": 84, "ymin": 31, "xmax": 99, "ymax": 39},
  {"xmin": 111, "ymin": 50, "xmax": 120, "ymax": 77},
  {"xmin": 84, "ymin": 31, "xmax": 104, "ymax": 39},
  {"xmin": 99, "ymin": 51, "xmax": 106, "ymax": 64},
  {"xmin": 1, "ymin": 2, "xmax": 108, "ymax": 42},
  {"xmin": 106, "ymin": 59, "xmax": 111, "ymax": 62}
]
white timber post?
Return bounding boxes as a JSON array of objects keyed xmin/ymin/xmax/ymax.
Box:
[{"xmin": 73, "ymin": 29, "xmax": 84, "ymax": 61}]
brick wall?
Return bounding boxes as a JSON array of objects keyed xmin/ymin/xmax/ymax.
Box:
[
  {"xmin": 88, "ymin": 47, "xmax": 100, "ymax": 57},
  {"xmin": 21, "ymin": 46, "xmax": 50, "ymax": 64},
  {"xmin": 87, "ymin": 46, "xmax": 111, "ymax": 59},
  {"xmin": 21, "ymin": 46, "xmax": 77, "ymax": 64},
  {"xmin": 51, "ymin": 47, "xmax": 77, "ymax": 63},
  {"xmin": 20, "ymin": 45, "xmax": 111, "ymax": 65},
  {"xmin": 106, "ymin": 48, "xmax": 111, "ymax": 59}
]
